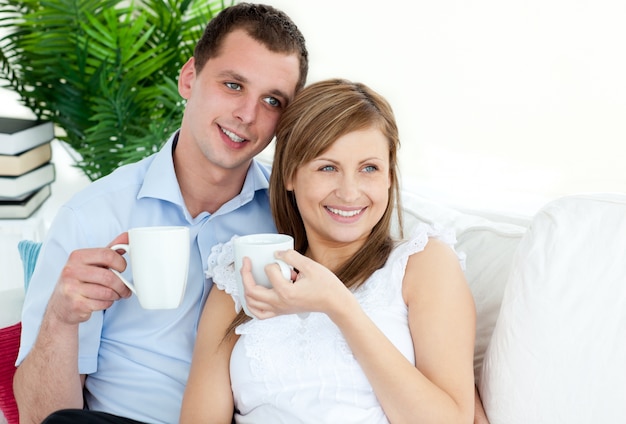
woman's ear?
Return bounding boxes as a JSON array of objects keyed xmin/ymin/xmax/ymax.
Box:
[{"xmin": 285, "ymin": 174, "xmax": 294, "ymax": 191}]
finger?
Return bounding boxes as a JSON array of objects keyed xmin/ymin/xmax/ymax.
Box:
[
  {"xmin": 275, "ymin": 249, "xmax": 312, "ymax": 274},
  {"xmin": 265, "ymin": 263, "xmax": 292, "ymax": 288},
  {"xmin": 78, "ymin": 249, "xmax": 130, "ymax": 298},
  {"xmin": 64, "ymin": 250, "xmax": 131, "ymax": 299},
  {"xmin": 52, "ymin": 266, "xmax": 129, "ymax": 324},
  {"xmin": 107, "ymin": 232, "xmax": 129, "ymax": 248},
  {"xmin": 241, "ymin": 257, "xmax": 273, "ymax": 300},
  {"xmin": 244, "ymin": 288, "xmax": 280, "ymax": 320},
  {"xmin": 79, "ymin": 261, "xmax": 133, "ymax": 300},
  {"xmin": 241, "ymin": 256, "xmax": 256, "ymax": 291},
  {"xmin": 248, "ymin": 309, "xmax": 276, "ymax": 320},
  {"xmin": 69, "ymin": 247, "xmax": 127, "ymax": 272},
  {"xmin": 107, "ymin": 271, "xmax": 133, "ymax": 299}
]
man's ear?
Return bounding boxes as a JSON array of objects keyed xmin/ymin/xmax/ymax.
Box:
[{"xmin": 178, "ymin": 57, "xmax": 196, "ymax": 99}]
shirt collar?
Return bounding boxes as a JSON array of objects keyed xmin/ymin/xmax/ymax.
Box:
[
  {"xmin": 137, "ymin": 131, "xmax": 271, "ymax": 216},
  {"xmin": 138, "ymin": 131, "xmax": 184, "ymax": 206}
]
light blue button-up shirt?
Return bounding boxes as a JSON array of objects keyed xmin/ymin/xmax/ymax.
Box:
[{"xmin": 17, "ymin": 131, "xmax": 276, "ymax": 423}]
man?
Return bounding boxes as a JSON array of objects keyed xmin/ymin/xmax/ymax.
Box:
[{"xmin": 13, "ymin": 3, "xmax": 308, "ymax": 423}]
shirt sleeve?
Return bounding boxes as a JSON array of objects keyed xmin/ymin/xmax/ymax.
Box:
[{"xmin": 17, "ymin": 204, "xmax": 103, "ymax": 373}]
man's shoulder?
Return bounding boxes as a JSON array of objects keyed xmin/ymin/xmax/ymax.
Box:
[{"xmin": 67, "ymin": 155, "xmax": 155, "ymax": 208}]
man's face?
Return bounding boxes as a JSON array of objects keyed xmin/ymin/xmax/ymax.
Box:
[{"xmin": 178, "ymin": 29, "xmax": 301, "ymax": 174}]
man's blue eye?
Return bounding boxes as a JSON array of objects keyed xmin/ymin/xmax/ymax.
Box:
[
  {"xmin": 225, "ymin": 82, "xmax": 241, "ymax": 90},
  {"xmin": 264, "ymin": 97, "xmax": 281, "ymax": 107}
]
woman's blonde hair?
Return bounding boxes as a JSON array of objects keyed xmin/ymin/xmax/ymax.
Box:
[
  {"xmin": 271, "ymin": 78, "xmax": 403, "ymax": 289},
  {"xmin": 226, "ymin": 78, "xmax": 403, "ymax": 335}
]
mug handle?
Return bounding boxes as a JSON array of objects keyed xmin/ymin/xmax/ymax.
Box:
[
  {"xmin": 110, "ymin": 243, "xmax": 137, "ymax": 294},
  {"xmin": 276, "ymin": 259, "xmax": 291, "ymax": 281},
  {"xmin": 276, "ymin": 259, "xmax": 309, "ymax": 320}
]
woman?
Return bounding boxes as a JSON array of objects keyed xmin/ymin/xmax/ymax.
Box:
[{"xmin": 181, "ymin": 79, "xmax": 476, "ymax": 423}]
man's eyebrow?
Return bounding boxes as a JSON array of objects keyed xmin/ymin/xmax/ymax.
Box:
[
  {"xmin": 268, "ymin": 88, "xmax": 290, "ymax": 104},
  {"xmin": 219, "ymin": 70, "xmax": 290, "ymax": 103},
  {"xmin": 218, "ymin": 70, "xmax": 248, "ymax": 83}
]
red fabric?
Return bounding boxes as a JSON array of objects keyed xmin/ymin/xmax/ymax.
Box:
[{"xmin": 0, "ymin": 322, "xmax": 21, "ymax": 424}]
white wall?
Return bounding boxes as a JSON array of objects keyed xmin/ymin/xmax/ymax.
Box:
[
  {"xmin": 2, "ymin": 0, "xmax": 625, "ymax": 215},
  {"xmin": 262, "ymin": 0, "xmax": 626, "ymax": 214}
]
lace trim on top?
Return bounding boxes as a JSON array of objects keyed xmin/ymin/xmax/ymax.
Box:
[{"xmin": 204, "ymin": 236, "xmax": 241, "ymax": 313}]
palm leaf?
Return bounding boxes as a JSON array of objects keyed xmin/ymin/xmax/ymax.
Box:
[{"xmin": 0, "ymin": 0, "xmax": 234, "ymax": 181}]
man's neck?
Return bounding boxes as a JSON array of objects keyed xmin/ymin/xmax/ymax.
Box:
[{"xmin": 173, "ymin": 134, "xmax": 250, "ymax": 217}]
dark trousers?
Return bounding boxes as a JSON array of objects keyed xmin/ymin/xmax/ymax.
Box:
[{"xmin": 42, "ymin": 409, "xmax": 148, "ymax": 424}]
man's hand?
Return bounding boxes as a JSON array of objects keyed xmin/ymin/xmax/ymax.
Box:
[
  {"xmin": 14, "ymin": 232, "xmax": 133, "ymax": 423},
  {"xmin": 46, "ymin": 232, "xmax": 133, "ymax": 325}
]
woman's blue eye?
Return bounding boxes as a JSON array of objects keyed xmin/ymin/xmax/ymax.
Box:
[
  {"xmin": 320, "ymin": 165, "xmax": 335, "ymax": 172},
  {"xmin": 363, "ymin": 165, "xmax": 377, "ymax": 173}
]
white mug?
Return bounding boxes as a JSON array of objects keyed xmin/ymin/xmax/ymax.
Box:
[
  {"xmin": 110, "ymin": 226, "xmax": 190, "ymax": 309},
  {"xmin": 233, "ymin": 233, "xmax": 293, "ymax": 317}
]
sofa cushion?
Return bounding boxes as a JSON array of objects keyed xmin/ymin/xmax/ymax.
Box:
[
  {"xmin": 18, "ymin": 239, "xmax": 42, "ymax": 293},
  {"xmin": 479, "ymin": 193, "xmax": 626, "ymax": 424},
  {"xmin": 0, "ymin": 322, "xmax": 21, "ymax": 424},
  {"xmin": 0, "ymin": 241, "xmax": 41, "ymax": 424},
  {"xmin": 399, "ymin": 190, "xmax": 527, "ymax": 380}
]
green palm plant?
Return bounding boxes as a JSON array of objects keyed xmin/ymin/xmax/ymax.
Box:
[{"xmin": 0, "ymin": 0, "xmax": 233, "ymax": 181}]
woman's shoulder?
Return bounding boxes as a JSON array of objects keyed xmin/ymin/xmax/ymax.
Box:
[
  {"xmin": 394, "ymin": 223, "xmax": 463, "ymax": 266},
  {"xmin": 401, "ymin": 224, "xmax": 469, "ymax": 298}
]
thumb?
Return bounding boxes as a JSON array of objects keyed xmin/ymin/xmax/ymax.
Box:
[{"xmin": 107, "ymin": 232, "xmax": 129, "ymax": 248}]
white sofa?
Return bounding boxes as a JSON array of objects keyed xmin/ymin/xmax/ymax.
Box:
[
  {"xmin": 2, "ymin": 189, "xmax": 625, "ymax": 424},
  {"xmin": 400, "ymin": 190, "xmax": 626, "ymax": 424}
]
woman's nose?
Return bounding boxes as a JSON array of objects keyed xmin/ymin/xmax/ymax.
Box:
[{"xmin": 335, "ymin": 175, "xmax": 360, "ymax": 202}]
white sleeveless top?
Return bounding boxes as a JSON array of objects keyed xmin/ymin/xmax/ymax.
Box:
[{"xmin": 205, "ymin": 223, "xmax": 462, "ymax": 423}]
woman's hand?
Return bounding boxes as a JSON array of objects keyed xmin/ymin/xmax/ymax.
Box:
[{"xmin": 241, "ymin": 249, "xmax": 353, "ymax": 319}]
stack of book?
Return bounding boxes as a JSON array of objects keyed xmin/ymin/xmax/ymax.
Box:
[{"xmin": 0, "ymin": 117, "xmax": 56, "ymax": 219}]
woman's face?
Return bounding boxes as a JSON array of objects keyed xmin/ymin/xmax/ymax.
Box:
[{"xmin": 286, "ymin": 127, "xmax": 391, "ymax": 250}]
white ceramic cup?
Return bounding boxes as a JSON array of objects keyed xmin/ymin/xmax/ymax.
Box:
[
  {"xmin": 110, "ymin": 226, "xmax": 190, "ymax": 309},
  {"xmin": 233, "ymin": 233, "xmax": 293, "ymax": 317}
]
